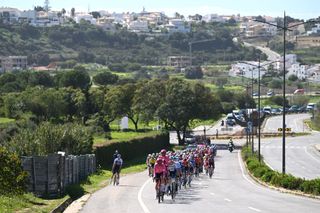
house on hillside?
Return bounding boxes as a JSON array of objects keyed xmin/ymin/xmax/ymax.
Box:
[{"xmin": 0, "ymin": 56, "xmax": 27, "ymax": 72}]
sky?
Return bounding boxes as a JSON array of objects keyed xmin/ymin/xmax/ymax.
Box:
[{"xmin": 2, "ymin": 0, "xmax": 320, "ymax": 20}]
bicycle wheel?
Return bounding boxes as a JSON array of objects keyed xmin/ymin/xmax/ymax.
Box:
[{"xmin": 171, "ymin": 182, "xmax": 175, "ymax": 200}]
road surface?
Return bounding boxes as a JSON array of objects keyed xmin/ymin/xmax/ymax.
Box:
[
  {"xmin": 243, "ymin": 42, "xmax": 280, "ymax": 61},
  {"xmin": 263, "ymin": 113, "xmax": 311, "ymax": 133},
  {"xmin": 81, "ymin": 150, "xmax": 320, "ymax": 213},
  {"xmin": 259, "ymin": 113, "xmax": 320, "ymax": 179}
]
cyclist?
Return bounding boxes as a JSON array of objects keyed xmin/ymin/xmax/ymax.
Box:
[
  {"xmin": 146, "ymin": 154, "xmax": 152, "ymax": 177},
  {"xmin": 154, "ymin": 158, "xmax": 166, "ymax": 192},
  {"xmin": 208, "ymin": 154, "xmax": 215, "ymax": 175},
  {"xmin": 112, "ymin": 154, "xmax": 123, "ymax": 185}
]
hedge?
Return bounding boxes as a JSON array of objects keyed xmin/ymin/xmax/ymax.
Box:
[
  {"xmin": 94, "ymin": 133, "xmax": 169, "ymax": 168},
  {"xmin": 0, "ymin": 146, "xmax": 28, "ymax": 195},
  {"xmin": 242, "ymin": 147, "xmax": 320, "ymax": 196}
]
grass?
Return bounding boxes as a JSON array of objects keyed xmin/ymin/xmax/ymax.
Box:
[
  {"xmin": 93, "ymin": 130, "xmax": 159, "ymax": 145},
  {"xmin": 189, "ymin": 118, "xmax": 221, "ymax": 129},
  {"xmin": 0, "ymin": 158, "xmax": 147, "ymax": 213},
  {"xmin": 305, "ymin": 119, "xmax": 320, "ymax": 131},
  {"xmin": 0, "ymin": 193, "xmax": 68, "ymax": 213},
  {"xmin": 0, "ymin": 117, "xmax": 15, "ymax": 124}
]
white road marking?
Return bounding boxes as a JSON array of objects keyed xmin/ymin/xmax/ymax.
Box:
[
  {"xmin": 249, "ymin": 206, "xmax": 262, "ymax": 212},
  {"xmin": 210, "ymin": 192, "xmax": 215, "ymax": 196},
  {"xmin": 238, "ymin": 151, "xmax": 256, "ymax": 186},
  {"xmin": 263, "ymin": 160, "xmax": 274, "ymax": 170},
  {"xmin": 224, "ymin": 198, "xmax": 232, "ymax": 202},
  {"xmin": 138, "ymin": 178, "xmax": 152, "ymax": 213},
  {"xmin": 304, "ymin": 147, "xmax": 320, "ymax": 163}
]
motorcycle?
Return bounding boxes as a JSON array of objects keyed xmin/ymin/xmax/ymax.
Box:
[{"xmin": 228, "ymin": 143, "xmax": 234, "ymax": 152}]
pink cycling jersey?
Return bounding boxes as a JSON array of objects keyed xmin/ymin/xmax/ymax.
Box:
[{"xmin": 154, "ymin": 163, "xmax": 166, "ymax": 175}]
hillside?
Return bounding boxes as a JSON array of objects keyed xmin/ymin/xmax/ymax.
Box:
[{"xmin": 0, "ymin": 21, "xmax": 263, "ymax": 66}]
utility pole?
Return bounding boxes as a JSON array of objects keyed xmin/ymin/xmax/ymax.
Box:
[{"xmin": 254, "ymin": 12, "xmax": 318, "ymax": 174}]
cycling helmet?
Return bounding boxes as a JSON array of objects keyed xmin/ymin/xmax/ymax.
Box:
[
  {"xmin": 160, "ymin": 149, "xmax": 166, "ymax": 154},
  {"xmin": 117, "ymin": 154, "xmax": 121, "ymax": 158}
]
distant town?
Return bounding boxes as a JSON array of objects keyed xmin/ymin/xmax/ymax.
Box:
[{"xmin": 1, "ymin": 4, "xmax": 320, "ymax": 82}]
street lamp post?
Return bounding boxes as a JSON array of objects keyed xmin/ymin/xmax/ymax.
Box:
[
  {"xmin": 254, "ymin": 12, "xmax": 318, "ymax": 174},
  {"xmin": 241, "ymin": 59, "xmax": 279, "ymax": 162}
]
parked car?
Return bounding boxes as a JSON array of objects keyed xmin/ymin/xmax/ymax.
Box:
[
  {"xmin": 294, "ymin": 89, "xmax": 304, "ymax": 95},
  {"xmin": 226, "ymin": 118, "xmax": 236, "ymax": 126},
  {"xmin": 307, "ymin": 103, "xmax": 316, "ymax": 111},
  {"xmin": 288, "ymin": 105, "xmax": 299, "ymax": 113},
  {"xmin": 263, "ymin": 106, "xmax": 272, "ymax": 115},
  {"xmin": 267, "ymin": 91, "xmax": 274, "ymax": 96},
  {"xmin": 271, "ymin": 108, "xmax": 281, "ymax": 115},
  {"xmin": 297, "ymin": 106, "xmax": 307, "ymax": 113},
  {"xmin": 253, "ymin": 92, "xmax": 259, "ymax": 96}
]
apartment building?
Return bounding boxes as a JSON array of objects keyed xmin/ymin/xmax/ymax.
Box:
[
  {"xmin": 167, "ymin": 56, "xmax": 191, "ymax": 68},
  {"xmin": 0, "ymin": 56, "xmax": 28, "ymax": 72}
]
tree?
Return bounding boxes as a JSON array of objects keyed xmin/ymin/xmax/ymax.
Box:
[
  {"xmin": 61, "ymin": 8, "xmax": 66, "ymax": 16},
  {"xmin": 288, "ymin": 74, "xmax": 298, "ymax": 82},
  {"xmin": 0, "ymin": 146, "xmax": 28, "ymax": 195},
  {"xmin": 29, "ymin": 72, "xmax": 54, "ymax": 87},
  {"xmin": 71, "ymin": 8, "xmax": 75, "ymax": 17},
  {"xmin": 105, "ymin": 84, "xmax": 140, "ymax": 131},
  {"xmin": 90, "ymin": 11, "xmax": 101, "ymax": 19},
  {"xmin": 56, "ymin": 69, "xmax": 91, "ymax": 90},
  {"xmin": 133, "ymin": 80, "xmax": 166, "ymax": 124},
  {"xmin": 156, "ymin": 79, "xmax": 220, "ymax": 145},
  {"xmin": 89, "ymin": 87, "xmax": 116, "ymax": 132},
  {"xmin": 184, "ymin": 66, "xmax": 203, "ymax": 79},
  {"xmin": 268, "ymin": 79, "xmax": 282, "ymax": 89},
  {"xmin": 93, "ymin": 71, "xmax": 119, "ymax": 86}
]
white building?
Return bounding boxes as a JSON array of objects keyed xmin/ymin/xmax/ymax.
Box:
[
  {"xmin": 230, "ymin": 61, "xmax": 267, "ymax": 79},
  {"xmin": 127, "ymin": 20, "xmax": 149, "ymax": 32},
  {"xmin": 0, "ymin": 7, "xmax": 20, "ymax": 23},
  {"xmin": 307, "ymin": 64, "xmax": 320, "ymax": 82},
  {"xmin": 203, "ymin": 14, "xmax": 225, "ymax": 23},
  {"xmin": 307, "ymin": 24, "xmax": 320, "ymax": 36},
  {"xmin": 97, "ymin": 16, "xmax": 116, "ymax": 31},
  {"xmin": 287, "ymin": 63, "xmax": 308, "ymax": 80},
  {"xmin": 166, "ymin": 19, "xmax": 190, "ymax": 34},
  {"xmin": 74, "ymin": 13, "xmax": 96, "ymax": 24}
]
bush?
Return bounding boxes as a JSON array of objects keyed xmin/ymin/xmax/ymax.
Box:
[
  {"xmin": 95, "ymin": 133, "xmax": 169, "ymax": 168},
  {"xmin": 242, "ymin": 147, "xmax": 320, "ymax": 195},
  {"xmin": 0, "ymin": 146, "xmax": 28, "ymax": 195},
  {"xmin": 5, "ymin": 122, "xmax": 93, "ymax": 156}
]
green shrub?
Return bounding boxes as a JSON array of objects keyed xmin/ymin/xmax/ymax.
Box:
[
  {"xmin": 261, "ymin": 170, "xmax": 275, "ymax": 182},
  {"xmin": 95, "ymin": 133, "xmax": 169, "ymax": 168},
  {"xmin": 301, "ymin": 179, "xmax": 320, "ymax": 195},
  {"xmin": 5, "ymin": 122, "xmax": 93, "ymax": 156},
  {"xmin": 252, "ymin": 166, "xmax": 268, "ymax": 178},
  {"xmin": 242, "ymin": 147, "xmax": 320, "ymax": 195},
  {"xmin": 280, "ymin": 175, "xmax": 303, "ymax": 190},
  {"xmin": 0, "ymin": 146, "xmax": 28, "ymax": 195}
]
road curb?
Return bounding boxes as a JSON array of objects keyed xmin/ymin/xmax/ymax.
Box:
[
  {"xmin": 63, "ymin": 194, "xmax": 91, "ymax": 213},
  {"xmin": 50, "ymin": 197, "xmax": 73, "ymax": 213},
  {"xmin": 241, "ymin": 153, "xmax": 320, "ymax": 201}
]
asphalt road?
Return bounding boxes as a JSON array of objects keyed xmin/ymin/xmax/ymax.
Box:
[
  {"xmin": 259, "ymin": 113, "xmax": 320, "ymax": 179},
  {"xmin": 81, "ymin": 150, "xmax": 320, "ymax": 213},
  {"xmin": 262, "ymin": 113, "xmax": 312, "ymax": 133}
]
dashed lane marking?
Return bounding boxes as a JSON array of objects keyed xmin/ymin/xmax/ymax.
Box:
[
  {"xmin": 249, "ymin": 206, "xmax": 262, "ymax": 212},
  {"xmin": 210, "ymin": 192, "xmax": 215, "ymax": 196},
  {"xmin": 224, "ymin": 198, "xmax": 232, "ymax": 202}
]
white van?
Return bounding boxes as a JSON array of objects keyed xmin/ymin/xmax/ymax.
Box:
[{"xmin": 307, "ymin": 103, "xmax": 316, "ymax": 111}]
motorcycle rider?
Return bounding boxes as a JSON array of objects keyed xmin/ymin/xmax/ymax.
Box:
[{"xmin": 228, "ymin": 138, "xmax": 235, "ymax": 152}]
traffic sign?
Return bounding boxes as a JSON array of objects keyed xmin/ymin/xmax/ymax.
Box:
[{"xmin": 278, "ymin": 128, "xmax": 291, "ymax": 132}]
